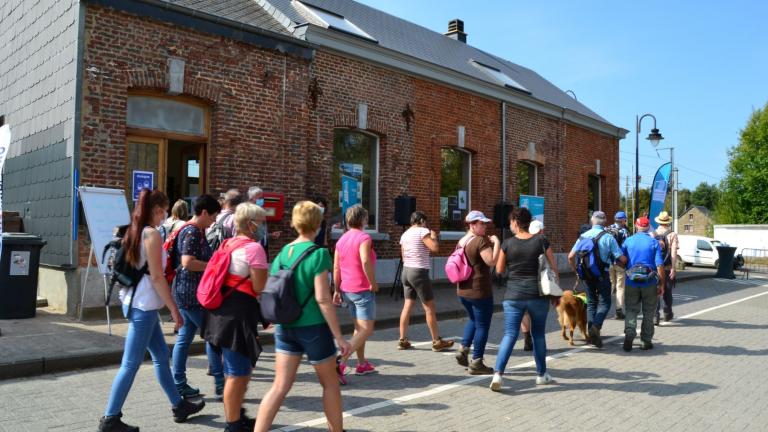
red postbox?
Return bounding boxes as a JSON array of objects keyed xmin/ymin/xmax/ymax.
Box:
[{"xmin": 262, "ymin": 192, "xmax": 285, "ymax": 222}]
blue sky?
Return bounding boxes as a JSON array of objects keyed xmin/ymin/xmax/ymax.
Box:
[{"xmin": 358, "ymin": 0, "xmax": 767, "ymax": 193}]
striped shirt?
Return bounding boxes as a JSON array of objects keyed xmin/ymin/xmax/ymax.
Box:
[{"xmin": 400, "ymin": 227, "xmax": 431, "ymax": 269}]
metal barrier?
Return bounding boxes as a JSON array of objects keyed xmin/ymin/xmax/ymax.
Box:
[{"xmin": 740, "ymin": 248, "xmax": 768, "ymax": 279}]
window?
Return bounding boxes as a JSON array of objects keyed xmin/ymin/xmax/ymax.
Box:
[
  {"xmin": 470, "ymin": 60, "xmax": 529, "ymax": 93},
  {"xmin": 440, "ymin": 148, "xmax": 471, "ymax": 231},
  {"xmin": 295, "ymin": 1, "xmax": 377, "ymax": 42},
  {"xmin": 588, "ymin": 174, "xmax": 601, "ymax": 217},
  {"xmin": 127, "ymin": 96, "xmax": 205, "ymax": 136},
  {"xmin": 331, "ymin": 130, "xmax": 378, "ymax": 230},
  {"xmin": 517, "ymin": 161, "xmax": 537, "ymax": 197},
  {"xmin": 684, "ymin": 224, "xmax": 693, "ymax": 232},
  {"xmin": 697, "ymin": 240, "xmax": 712, "ymax": 251},
  {"xmin": 689, "ymin": 213, "xmax": 694, "ymax": 221}
]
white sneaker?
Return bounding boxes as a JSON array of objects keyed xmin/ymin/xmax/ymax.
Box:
[
  {"xmin": 490, "ymin": 373, "xmax": 502, "ymax": 392},
  {"xmin": 536, "ymin": 372, "xmax": 555, "ymax": 385}
]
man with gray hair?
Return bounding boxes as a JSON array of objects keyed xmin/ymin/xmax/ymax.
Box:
[
  {"xmin": 248, "ymin": 186, "xmax": 281, "ymax": 257},
  {"xmin": 207, "ymin": 188, "xmax": 242, "ymax": 240},
  {"xmin": 568, "ymin": 211, "xmax": 626, "ymax": 348}
]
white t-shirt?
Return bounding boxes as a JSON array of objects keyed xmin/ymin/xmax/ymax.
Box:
[
  {"xmin": 400, "ymin": 226, "xmax": 431, "ymax": 269},
  {"xmin": 119, "ymin": 227, "xmax": 166, "ymax": 311}
]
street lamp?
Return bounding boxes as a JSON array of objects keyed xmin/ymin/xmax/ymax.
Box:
[{"xmin": 635, "ymin": 114, "xmax": 663, "ymax": 223}]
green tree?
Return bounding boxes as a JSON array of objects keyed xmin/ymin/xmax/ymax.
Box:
[
  {"xmin": 691, "ymin": 182, "xmax": 719, "ymax": 210},
  {"xmin": 716, "ymin": 102, "xmax": 768, "ymax": 224}
]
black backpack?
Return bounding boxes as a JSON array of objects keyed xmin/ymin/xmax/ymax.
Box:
[
  {"xmin": 654, "ymin": 230, "xmax": 674, "ymax": 267},
  {"xmin": 206, "ymin": 215, "xmax": 233, "ymax": 251},
  {"xmin": 103, "ymin": 225, "xmax": 148, "ymax": 317},
  {"xmin": 259, "ymin": 245, "xmax": 320, "ymax": 324}
]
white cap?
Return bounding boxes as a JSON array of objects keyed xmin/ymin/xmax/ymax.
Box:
[
  {"xmin": 465, "ymin": 210, "xmax": 491, "ymax": 223},
  {"xmin": 529, "ymin": 220, "xmax": 544, "ymax": 234}
]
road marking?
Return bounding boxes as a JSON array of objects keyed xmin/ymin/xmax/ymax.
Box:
[
  {"xmin": 672, "ymin": 293, "xmax": 697, "ymax": 301},
  {"xmin": 409, "ymin": 336, "xmax": 461, "ymax": 347},
  {"xmin": 274, "ymin": 286, "xmax": 768, "ymax": 431}
]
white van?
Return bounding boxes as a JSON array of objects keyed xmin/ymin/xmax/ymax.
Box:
[{"xmin": 677, "ymin": 235, "xmax": 722, "ymax": 267}]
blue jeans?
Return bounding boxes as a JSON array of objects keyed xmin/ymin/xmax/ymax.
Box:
[
  {"xmin": 343, "ymin": 291, "xmax": 377, "ymax": 321},
  {"xmin": 584, "ymin": 274, "xmax": 612, "ymax": 329},
  {"xmin": 459, "ymin": 296, "xmax": 494, "ymax": 360},
  {"xmin": 105, "ymin": 305, "xmax": 181, "ymax": 416},
  {"xmin": 172, "ymin": 307, "xmax": 224, "ymax": 386},
  {"xmin": 495, "ymin": 298, "xmax": 550, "ymax": 376}
]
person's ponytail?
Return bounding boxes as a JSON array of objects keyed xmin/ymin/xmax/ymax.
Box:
[{"xmin": 122, "ymin": 189, "xmax": 168, "ymax": 267}]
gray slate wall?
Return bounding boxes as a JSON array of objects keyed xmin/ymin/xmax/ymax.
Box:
[{"xmin": 0, "ymin": 0, "xmax": 81, "ymax": 266}]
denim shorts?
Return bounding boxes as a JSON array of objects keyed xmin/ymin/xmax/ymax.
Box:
[
  {"xmin": 275, "ymin": 323, "xmax": 337, "ymax": 364},
  {"xmin": 343, "ymin": 290, "xmax": 376, "ymax": 321},
  {"xmin": 222, "ymin": 347, "xmax": 252, "ymax": 377}
]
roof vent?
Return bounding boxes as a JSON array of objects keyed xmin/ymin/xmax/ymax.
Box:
[{"xmin": 445, "ymin": 19, "xmax": 467, "ymax": 43}]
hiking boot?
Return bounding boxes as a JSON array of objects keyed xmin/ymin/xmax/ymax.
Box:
[
  {"xmin": 432, "ymin": 338, "xmax": 455, "ymax": 352},
  {"xmin": 489, "ymin": 373, "xmax": 503, "ymax": 392},
  {"xmin": 397, "ymin": 338, "xmax": 412, "ymax": 350},
  {"xmin": 468, "ymin": 358, "xmax": 494, "ymax": 375},
  {"xmin": 615, "ymin": 309, "xmax": 625, "ymax": 320},
  {"xmin": 355, "ymin": 361, "xmax": 377, "ymax": 375},
  {"xmin": 214, "ymin": 377, "xmax": 224, "ymax": 402},
  {"xmin": 640, "ymin": 341, "xmax": 654, "ymax": 351},
  {"xmin": 172, "ymin": 398, "xmax": 205, "ymax": 423},
  {"xmin": 176, "ymin": 382, "xmax": 200, "ymax": 399},
  {"xmin": 98, "ymin": 413, "xmax": 139, "ymax": 432},
  {"xmin": 663, "ymin": 312, "xmax": 673, "ymax": 322},
  {"xmin": 523, "ymin": 332, "xmax": 533, "ymax": 351},
  {"xmin": 336, "ymin": 357, "xmax": 348, "ymax": 385},
  {"xmin": 535, "ymin": 372, "xmax": 555, "ymax": 385},
  {"xmin": 622, "ymin": 334, "xmax": 633, "ymax": 352},
  {"xmin": 588, "ymin": 325, "xmax": 603, "ymax": 348},
  {"xmin": 654, "ymin": 315, "xmax": 660, "ymax": 326},
  {"xmin": 224, "ymin": 413, "xmax": 255, "ymax": 432},
  {"xmin": 455, "ymin": 346, "xmax": 470, "ymax": 367}
]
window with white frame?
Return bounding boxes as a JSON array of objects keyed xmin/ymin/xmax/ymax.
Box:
[
  {"xmin": 517, "ymin": 161, "xmax": 537, "ymax": 197},
  {"xmin": 440, "ymin": 148, "xmax": 471, "ymax": 232},
  {"xmin": 331, "ymin": 129, "xmax": 378, "ymax": 231}
]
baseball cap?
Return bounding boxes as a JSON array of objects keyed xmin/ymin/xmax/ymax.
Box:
[
  {"xmin": 614, "ymin": 211, "xmax": 627, "ymax": 220},
  {"xmin": 635, "ymin": 217, "xmax": 650, "ymax": 227},
  {"xmin": 465, "ymin": 210, "xmax": 491, "ymax": 223},
  {"xmin": 529, "ymin": 220, "xmax": 544, "ymax": 234}
]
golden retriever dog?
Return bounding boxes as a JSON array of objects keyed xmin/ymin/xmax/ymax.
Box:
[{"xmin": 556, "ymin": 290, "xmax": 588, "ymax": 346}]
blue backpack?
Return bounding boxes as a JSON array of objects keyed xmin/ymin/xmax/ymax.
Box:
[{"xmin": 574, "ymin": 231, "xmax": 608, "ymax": 281}]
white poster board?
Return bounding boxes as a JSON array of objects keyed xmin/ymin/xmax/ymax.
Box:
[
  {"xmin": 78, "ymin": 187, "xmax": 130, "ymax": 274},
  {"xmin": 0, "ymin": 125, "xmax": 11, "ymax": 261}
]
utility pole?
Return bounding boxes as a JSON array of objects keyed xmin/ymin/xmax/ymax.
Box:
[{"xmin": 625, "ymin": 176, "xmax": 629, "ymax": 216}]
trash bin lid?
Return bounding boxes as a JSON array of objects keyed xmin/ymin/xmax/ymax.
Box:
[{"xmin": 1, "ymin": 232, "xmax": 47, "ymax": 246}]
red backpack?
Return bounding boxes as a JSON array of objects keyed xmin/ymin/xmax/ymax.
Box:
[
  {"xmin": 162, "ymin": 222, "xmax": 197, "ymax": 284},
  {"xmin": 197, "ymin": 237, "xmax": 253, "ymax": 310}
]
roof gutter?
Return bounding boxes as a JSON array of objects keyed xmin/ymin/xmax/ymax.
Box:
[
  {"xmin": 82, "ymin": 0, "xmax": 316, "ymax": 60},
  {"xmin": 303, "ymin": 25, "xmax": 628, "ymax": 139}
]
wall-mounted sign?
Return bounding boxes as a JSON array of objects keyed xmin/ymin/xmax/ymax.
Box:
[
  {"xmin": 520, "ymin": 194, "xmax": 544, "ymax": 223},
  {"xmin": 132, "ymin": 170, "xmax": 154, "ymax": 201}
]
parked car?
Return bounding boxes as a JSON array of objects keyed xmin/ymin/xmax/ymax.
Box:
[{"xmin": 677, "ymin": 235, "xmax": 722, "ymax": 268}]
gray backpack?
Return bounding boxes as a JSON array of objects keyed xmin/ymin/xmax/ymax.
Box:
[{"xmin": 259, "ymin": 245, "xmax": 320, "ymax": 324}]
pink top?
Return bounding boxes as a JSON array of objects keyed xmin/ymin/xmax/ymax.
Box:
[
  {"xmin": 400, "ymin": 226, "xmax": 431, "ymax": 269},
  {"xmin": 228, "ymin": 240, "xmax": 269, "ymax": 276},
  {"xmin": 336, "ymin": 229, "xmax": 377, "ymax": 293}
]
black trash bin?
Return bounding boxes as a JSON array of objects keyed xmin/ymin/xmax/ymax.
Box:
[
  {"xmin": 0, "ymin": 233, "xmax": 47, "ymax": 319},
  {"xmin": 715, "ymin": 246, "xmax": 737, "ymax": 279}
]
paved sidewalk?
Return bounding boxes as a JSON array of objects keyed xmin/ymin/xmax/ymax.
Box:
[{"xmin": 0, "ymin": 269, "xmax": 715, "ymax": 380}]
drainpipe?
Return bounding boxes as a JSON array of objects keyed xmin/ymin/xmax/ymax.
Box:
[{"xmin": 501, "ymin": 102, "xmax": 507, "ymax": 202}]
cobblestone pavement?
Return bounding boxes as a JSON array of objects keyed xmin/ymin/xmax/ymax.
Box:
[{"xmin": 1, "ymin": 276, "xmax": 766, "ymax": 432}]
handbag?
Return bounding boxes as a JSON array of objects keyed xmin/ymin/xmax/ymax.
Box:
[{"xmin": 538, "ymin": 238, "xmax": 563, "ymax": 296}]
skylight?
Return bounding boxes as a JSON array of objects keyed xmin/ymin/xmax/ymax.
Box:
[
  {"xmin": 295, "ymin": 1, "xmax": 377, "ymax": 42},
  {"xmin": 471, "ymin": 61, "xmax": 529, "ymax": 93}
]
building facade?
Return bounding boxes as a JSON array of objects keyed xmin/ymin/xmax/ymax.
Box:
[{"xmin": 679, "ymin": 205, "xmax": 713, "ymax": 237}]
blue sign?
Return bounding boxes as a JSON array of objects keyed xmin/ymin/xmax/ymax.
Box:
[
  {"xmin": 340, "ymin": 174, "xmax": 360, "ymax": 222},
  {"xmin": 132, "ymin": 170, "xmax": 154, "ymax": 201},
  {"xmin": 649, "ymin": 162, "xmax": 672, "ymax": 229},
  {"xmin": 519, "ymin": 195, "xmax": 545, "ymax": 223}
]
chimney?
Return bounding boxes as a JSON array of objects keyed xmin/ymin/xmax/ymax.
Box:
[{"xmin": 445, "ymin": 19, "xmax": 467, "ymax": 43}]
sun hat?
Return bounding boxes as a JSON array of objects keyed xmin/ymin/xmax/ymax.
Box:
[
  {"xmin": 529, "ymin": 220, "xmax": 544, "ymax": 234},
  {"xmin": 465, "ymin": 210, "xmax": 491, "ymax": 223},
  {"xmin": 636, "ymin": 217, "xmax": 650, "ymax": 227},
  {"xmin": 655, "ymin": 211, "xmax": 673, "ymax": 225}
]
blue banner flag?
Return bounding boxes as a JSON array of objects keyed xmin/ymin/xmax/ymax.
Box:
[{"xmin": 649, "ymin": 162, "xmax": 672, "ymax": 229}]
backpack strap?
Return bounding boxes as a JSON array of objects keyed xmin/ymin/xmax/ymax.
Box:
[
  {"xmin": 592, "ymin": 230, "xmax": 609, "ymax": 271},
  {"xmin": 284, "ymin": 244, "xmax": 321, "ymax": 308},
  {"xmin": 459, "ymin": 235, "xmax": 479, "ymax": 266}
]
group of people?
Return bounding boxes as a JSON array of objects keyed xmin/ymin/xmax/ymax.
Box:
[{"xmin": 97, "ymin": 186, "xmax": 679, "ymax": 431}]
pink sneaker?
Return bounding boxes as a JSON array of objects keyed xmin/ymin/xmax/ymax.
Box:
[
  {"xmin": 336, "ymin": 359, "xmax": 348, "ymax": 385},
  {"xmin": 355, "ymin": 361, "xmax": 376, "ymax": 375}
]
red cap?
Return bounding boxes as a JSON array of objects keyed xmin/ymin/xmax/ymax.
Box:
[{"xmin": 635, "ymin": 217, "xmax": 650, "ymax": 227}]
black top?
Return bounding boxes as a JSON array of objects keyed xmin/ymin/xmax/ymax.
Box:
[
  {"xmin": 501, "ymin": 235, "xmax": 549, "ymax": 300},
  {"xmin": 314, "ymin": 219, "xmax": 328, "ymax": 247}
]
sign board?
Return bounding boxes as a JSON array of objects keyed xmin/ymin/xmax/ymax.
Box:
[
  {"xmin": 132, "ymin": 170, "xmax": 154, "ymax": 201},
  {"xmin": 78, "ymin": 187, "xmax": 131, "ymax": 274},
  {"xmin": 519, "ymin": 195, "xmax": 545, "ymax": 223},
  {"xmin": 649, "ymin": 162, "xmax": 672, "ymax": 229},
  {"xmin": 0, "ymin": 124, "xmax": 11, "ymax": 261}
]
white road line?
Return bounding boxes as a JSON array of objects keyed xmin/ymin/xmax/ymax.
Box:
[
  {"xmin": 409, "ymin": 336, "xmax": 461, "ymax": 347},
  {"xmin": 274, "ymin": 286, "xmax": 768, "ymax": 431}
]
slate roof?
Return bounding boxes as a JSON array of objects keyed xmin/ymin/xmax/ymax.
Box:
[{"xmin": 159, "ymin": 0, "xmax": 293, "ymax": 36}]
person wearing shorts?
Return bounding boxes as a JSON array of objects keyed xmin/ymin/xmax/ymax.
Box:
[
  {"xmin": 333, "ymin": 205, "xmax": 378, "ymax": 384},
  {"xmin": 255, "ymin": 201, "xmax": 350, "ymax": 432},
  {"xmin": 397, "ymin": 211, "xmax": 454, "ymax": 352}
]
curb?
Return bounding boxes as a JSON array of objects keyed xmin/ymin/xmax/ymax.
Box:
[{"xmin": 0, "ymin": 272, "xmax": 712, "ymax": 380}]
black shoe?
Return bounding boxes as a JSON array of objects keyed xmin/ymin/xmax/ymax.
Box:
[
  {"xmin": 640, "ymin": 341, "xmax": 654, "ymax": 350},
  {"xmin": 588, "ymin": 325, "xmax": 603, "ymax": 348},
  {"xmin": 654, "ymin": 316, "xmax": 660, "ymax": 326},
  {"xmin": 622, "ymin": 335, "xmax": 633, "ymax": 352},
  {"xmin": 172, "ymin": 398, "xmax": 205, "ymax": 423},
  {"xmin": 615, "ymin": 310, "xmax": 625, "ymax": 320},
  {"xmin": 98, "ymin": 413, "xmax": 139, "ymax": 432},
  {"xmin": 224, "ymin": 413, "xmax": 255, "ymax": 432},
  {"xmin": 455, "ymin": 346, "xmax": 469, "ymax": 367},
  {"xmin": 523, "ymin": 332, "xmax": 533, "ymax": 351},
  {"xmin": 663, "ymin": 312, "xmax": 673, "ymax": 322}
]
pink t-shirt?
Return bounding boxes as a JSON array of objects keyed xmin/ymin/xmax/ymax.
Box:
[
  {"xmin": 228, "ymin": 241, "xmax": 269, "ymax": 276},
  {"xmin": 336, "ymin": 229, "xmax": 377, "ymax": 293},
  {"xmin": 400, "ymin": 226, "xmax": 431, "ymax": 269}
]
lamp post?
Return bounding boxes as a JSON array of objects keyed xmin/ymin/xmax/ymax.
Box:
[{"xmin": 635, "ymin": 114, "xmax": 663, "ymax": 223}]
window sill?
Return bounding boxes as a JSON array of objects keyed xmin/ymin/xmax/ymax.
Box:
[
  {"xmin": 330, "ymin": 230, "xmax": 390, "ymax": 241},
  {"xmin": 438, "ymin": 231, "xmax": 465, "ymax": 241}
]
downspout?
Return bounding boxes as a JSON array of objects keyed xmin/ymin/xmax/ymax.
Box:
[
  {"xmin": 70, "ymin": 2, "xmax": 87, "ymax": 268},
  {"xmin": 501, "ymin": 101, "xmax": 507, "ymax": 202}
]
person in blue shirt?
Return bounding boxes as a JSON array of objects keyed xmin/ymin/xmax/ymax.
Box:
[
  {"xmin": 621, "ymin": 217, "xmax": 666, "ymax": 351},
  {"xmin": 608, "ymin": 211, "xmax": 630, "ymax": 319},
  {"xmin": 568, "ymin": 211, "xmax": 626, "ymax": 348}
]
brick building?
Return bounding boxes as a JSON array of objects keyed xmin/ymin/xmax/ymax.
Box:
[{"xmin": 1, "ymin": 0, "xmax": 626, "ymax": 316}]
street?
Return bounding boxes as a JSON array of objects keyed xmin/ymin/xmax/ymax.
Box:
[{"xmin": 1, "ymin": 276, "xmax": 767, "ymax": 432}]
